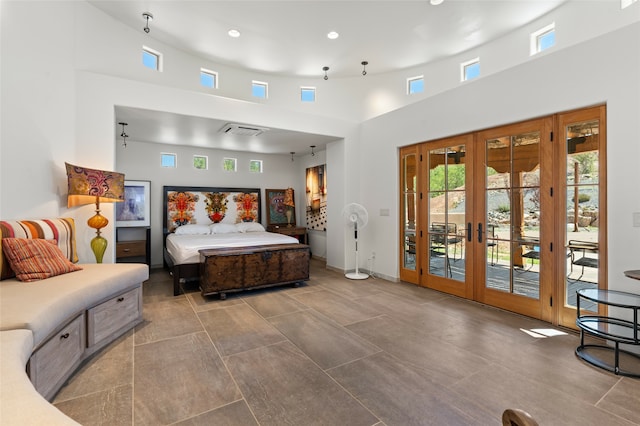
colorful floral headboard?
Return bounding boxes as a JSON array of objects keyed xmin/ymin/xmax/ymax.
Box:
[{"xmin": 162, "ymin": 186, "xmax": 261, "ymax": 234}]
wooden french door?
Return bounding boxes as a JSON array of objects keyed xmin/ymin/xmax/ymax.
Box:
[
  {"xmin": 399, "ymin": 107, "xmax": 605, "ymax": 324},
  {"xmin": 473, "ymin": 118, "xmax": 553, "ymax": 321},
  {"xmin": 556, "ymin": 106, "xmax": 607, "ymax": 328}
]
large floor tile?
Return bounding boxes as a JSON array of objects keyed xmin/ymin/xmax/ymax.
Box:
[
  {"xmin": 290, "ymin": 288, "xmax": 382, "ymax": 325},
  {"xmin": 347, "ymin": 314, "xmax": 490, "ymax": 384},
  {"xmin": 597, "ymin": 377, "xmax": 640, "ymax": 424},
  {"xmin": 55, "ymin": 384, "xmax": 133, "ymax": 426},
  {"xmin": 134, "ymin": 332, "xmax": 241, "ymax": 425},
  {"xmin": 54, "ymin": 330, "xmax": 134, "ymax": 402},
  {"xmin": 197, "ymin": 303, "xmax": 286, "ymax": 356},
  {"xmin": 134, "ymin": 297, "xmax": 203, "ymax": 345},
  {"xmin": 173, "ymin": 400, "xmax": 259, "ymax": 426},
  {"xmin": 451, "ymin": 363, "xmax": 636, "ymax": 425},
  {"xmin": 328, "ymin": 351, "xmax": 496, "ymax": 425},
  {"xmin": 242, "ymin": 288, "xmax": 308, "ymax": 318},
  {"xmin": 268, "ymin": 309, "xmax": 380, "ymax": 369},
  {"xmin": 225, "ymin": 341, "xmax": 379, "ymax": 426}
]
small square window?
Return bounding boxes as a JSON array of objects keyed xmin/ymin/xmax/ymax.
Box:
[
  {"xmin": 461, "ymin": 58, "xmax": 480, "ymax": 81},
  {"xmin": 301, "ymin": 87, "xmax": 316, "ymax": 102},
  {"xmin": 407, "ymin": 76, "xmax": 424, "ymax": 95},
  {"xmin": 223, "ymin": 157, "xmax": 237, "ymax": 172},
  {"xmin": 200, "ymin": 69, "xmax": 218, "ymax": 89},
  {"xmin": 252, "ymin": 81, "xmax": 268, "ymax": 99},
  {"xmin": 249, "ymin": 160, "xmax": 263, "ymax": 173},
  {"xmin": 530, "ymin": 23, "xmax": 555, "ymax": 55},
  {"xmin": 193, "ymin": 155, "xmax": 208, "ymax": 170},
  {"xmin": 143, "ymin": 46, "xmax": 162, "ymax": 71},
  {"xmin": 621, "ymin": 0, "xmax": 638, "ymax": 9},
  {"xmin": 161, "ymin": 153, "xmax": 176, "ymax": 168}
]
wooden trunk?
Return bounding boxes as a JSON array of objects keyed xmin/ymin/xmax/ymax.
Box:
[{"xmin": 199, "ymin": 244, "xmax": 310, "ymax": 298}]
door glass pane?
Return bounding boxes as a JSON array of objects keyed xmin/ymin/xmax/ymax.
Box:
[
  {"xmin": 565, "ymin": 120, "xmax": 599, "ymax": 309},
  {"xmin": 485, "ymin": 132, "xmax": 541, "ymax": 299},
  {"xmin": 428, "ymin": 146, "xmax": 466, "ymax": 281},
  {"xmin": 402, "ymin": 153, "xmax": 417, "ymax": 270}
]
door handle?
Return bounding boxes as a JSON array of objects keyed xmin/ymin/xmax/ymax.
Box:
[
  {"xmin": 477, "ymin": 223, "xmax": 483, "ymax": 243},
  {"xmin": 467, "ymin": 223, "xmax": 472, "ymax": 242}
]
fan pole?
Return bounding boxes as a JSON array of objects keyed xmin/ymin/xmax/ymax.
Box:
[{"xmin": 346, "ymin": 221, "xmax": 368, "ymax": 280}]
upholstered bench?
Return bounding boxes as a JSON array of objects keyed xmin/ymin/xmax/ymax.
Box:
[{"xmin": 0, "ymin": 218, "xmax": 148, "ymax": 423}]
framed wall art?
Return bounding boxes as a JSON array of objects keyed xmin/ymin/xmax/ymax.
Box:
[
  {"xmin": 116, "ymin": 180, "xmax": 151, "ymax": 227},
  {"xmin": 266, "ymin": 188, "xmax": 295, "ymax": 227}
]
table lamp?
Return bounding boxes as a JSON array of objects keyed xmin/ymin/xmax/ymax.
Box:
[
  {"xmin": 284, "ymin": 187, "xmax": 295, "ymax": 227},
  {"xmin": 65, "ymin": 162, "xmax": 125, "ymax": 263}
]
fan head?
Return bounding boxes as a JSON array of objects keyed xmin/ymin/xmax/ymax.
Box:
[{"xmin": 342, "ymin": 203, "xmax": 369, "ymax": 228}]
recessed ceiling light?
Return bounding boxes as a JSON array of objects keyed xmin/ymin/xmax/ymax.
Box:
[
  {"xmin": 327, "ymin": 31, "xmax": 339, "ymax": 40},
  {"xmin": 430, "ymin": 0, "xmax": 444, "ymax": 5},
  {"xmin": 228, "ymin": 29, "xmax": 241, "ymax": 38}
]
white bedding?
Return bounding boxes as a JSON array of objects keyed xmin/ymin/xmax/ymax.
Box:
[{"xmin": 166, "ymin": 231, "xmax": 300, "ymax": 265}]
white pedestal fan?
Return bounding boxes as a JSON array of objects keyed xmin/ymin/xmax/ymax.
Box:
[{"xmin": 343, "ymin": 203, "xmax": 369, "ymax": 280}]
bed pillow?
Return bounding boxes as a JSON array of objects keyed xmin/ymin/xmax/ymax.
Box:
[
  {"xmin": 209, "ymin": 223, "xmax": 239, "ymax": 234},
  {"xmin": 1, "ymin": 238, "xmax": 83, "ymax": 282},
  {"xmin": 174, "ymin": 224, "xmax": 211, "ymax": 235},
  {"xmin": 235, "ymin": 222, "xmax": 265, "ymax": 233}
]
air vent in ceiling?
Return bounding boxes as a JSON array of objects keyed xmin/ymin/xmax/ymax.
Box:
[{"xmin": 219, "ymin": 123, "xmax": 269, "ymax": 136}]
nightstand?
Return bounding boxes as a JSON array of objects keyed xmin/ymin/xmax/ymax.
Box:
[
  {"xmin": 116, "ymin": 227, "xmax": 150, "ymax": 266},
  {"xmin": 267, "ymin": 225, "xmax": 308, "ymax": 245}
]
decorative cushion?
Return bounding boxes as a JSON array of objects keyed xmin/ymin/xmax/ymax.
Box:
[
  {"xmin": 0, "ymin": 218, "xmax": 78, "ymax": 280},
  {"xmin": 174, "ymin": 224, "xmax": 211, "ymax": 235},
  {"xmin": 235, "ymin": 222, "xmax": 265, "ymax": 233},
  {"xmin": 1, "ymin": 238, "xmax": 83, "ymax": 282},
  {"xmin": 209, "ymin": 223, "xmax": 239, "ymax": 234}
]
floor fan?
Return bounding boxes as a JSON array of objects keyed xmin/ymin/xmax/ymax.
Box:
[{"xmin": 343, "ymin": 203, "xmax": 369, "ymax": 280}]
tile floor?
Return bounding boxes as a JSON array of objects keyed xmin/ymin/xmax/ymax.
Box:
[{"xmin": 53, "ymin": 259, "xmax": 640, "ymax": 425}]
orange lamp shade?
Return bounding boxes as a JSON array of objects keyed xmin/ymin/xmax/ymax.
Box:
[{"xmin": 66, "ymin": 162, "xmax": 125, "ymax": 207}]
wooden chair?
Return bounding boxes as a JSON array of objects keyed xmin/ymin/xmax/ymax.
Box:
[{"xmin": 502, "ymin": 408, "xmax": 539, "ymax": 426}]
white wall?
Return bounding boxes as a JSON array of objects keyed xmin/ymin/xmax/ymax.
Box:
[
  {"xmin": 359, "ymin": 22, "xmax": 640, "ymax": 295},
  {"xmin": 1, "ymin": 0, "xmax": 638, "ymax": 284}
]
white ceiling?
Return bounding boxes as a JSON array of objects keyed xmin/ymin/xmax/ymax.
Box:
[{"xmin": 98, "ymin": 0, "xmax": 567, "ymax": 155}]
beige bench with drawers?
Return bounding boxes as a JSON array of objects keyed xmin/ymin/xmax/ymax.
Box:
[{"xmin": 0, "ymin": 218, "xmax": 148, "ymax": 424}]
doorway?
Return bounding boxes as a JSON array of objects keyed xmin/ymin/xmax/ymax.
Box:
[{"xmin": 399, "ymin": 106, "xmax": 606, "ymax": 325}]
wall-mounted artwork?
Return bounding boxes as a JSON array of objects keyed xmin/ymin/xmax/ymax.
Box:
[
  {"xmin": 116, "ymin": 180, "xmax": 151, "ymax": 227},
  {"xmin": 306, "ymin": 164, "xmax": 327, "ymax": 231},
  {"xmin": 266, "ymin": 188, "xmax": 296, "ymax": 227}
]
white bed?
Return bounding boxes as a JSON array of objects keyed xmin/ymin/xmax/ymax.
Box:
[{"xmin": 166, "ymin": 231, "xmax": 299, "ymax": 265}]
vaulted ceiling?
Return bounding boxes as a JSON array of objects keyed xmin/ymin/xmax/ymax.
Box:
[{"xmin": 96, "ymin": 1, "xmax": 568, "ymax": 154}]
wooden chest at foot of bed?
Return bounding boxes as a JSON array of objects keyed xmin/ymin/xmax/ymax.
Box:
[{"xmin": 199, "ymin": 244, "xmax": 310, "ymax": 298}]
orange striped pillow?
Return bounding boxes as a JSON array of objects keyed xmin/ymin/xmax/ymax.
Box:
[
  {"xmin": 0, "ymin": 218, "xmax": 78, "ymax": 280},
  {"xmin": 1, "ymin": 238, "xmax": 83, "ymax": 282}
]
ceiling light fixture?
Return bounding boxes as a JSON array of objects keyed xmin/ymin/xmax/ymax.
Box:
[
  {"xmin": 142, "ymin": 12, "xmax": 153, "ymax": 33},
  {"xmin": 310, "ymin": 145, "xmax": 316, "ymax": 156},
  {"xmin": 228, "ymin": 29, "xmax": 241, "ymax": 38},
  {"xmin": 361, "ymin": 61, "xmax": 368, "ymax": 76},
  {"xmin": 327, "ymin": 31, "xmax": 339, "ymax": 40},
  {"xmin": 322, "ymin": 66, "xmax": 329, "ymax": 80},
  {"xmin": 430, "ymin": 0, "xmax": 444, "ymax": 5},
  {"xmin": 118, "ymin": 122, "xmax": 129, "ymax": 147},
  {"xmin": 290, "ymin": 151, "xmax": 295, "ymax": 162}
]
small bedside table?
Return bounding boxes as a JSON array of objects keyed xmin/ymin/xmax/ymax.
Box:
[
  {"xmin": 116, "ymin": 227, "xmax": 150, "ymax": 266},
  {"xmin": 267, "ymin": 225, "xmax": 308, "ymax": 245}
]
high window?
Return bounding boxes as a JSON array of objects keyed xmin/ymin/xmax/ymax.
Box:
[
  {"xmin": 142, "ymin": 46, "xmax": 162, "ymax": 71},
  {"xmin": 200, "ymin": 68, "xmax": 218, "ymax": 89},
  {"xmin": 301, "ymin": 87, "xmax": 316, "ymax": 102},
  {"xmin": 223, "ymin": 157, "xmax": 237, "ymax": 172},
  {"xmin": 161, "ymin": 153, "xmax": 176, "ymax": 168},
  {"xmin": 530, "ymin": 23, "xmax": 556, "ymax": 55},
  {"xmin": 407, "ymin": 76, "xmax": 424, "ymax": 95},
  {"xmin": 193, "ymin": 155, "xmax": 208, "ymax": 170},
  {"xmin": 461, "ymin": 58, "xmax": 480, "ymax": 81},
  {"xmin": 249, "ymin": 160, "xmax": 263, "ymax": 173},
  {"xmin": 252, "ymin": 81, "xmax": 268, "ymax": 99}
]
